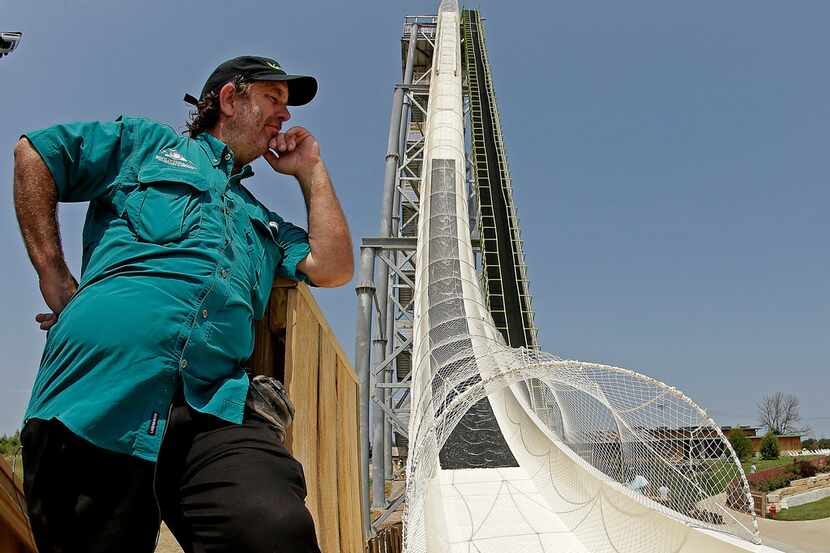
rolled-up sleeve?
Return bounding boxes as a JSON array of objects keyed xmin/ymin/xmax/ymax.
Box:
[
  {"xmin": 271, "ymin": 213, "xmax": 312, "ymax": 284},
  {"xmin": 24, "ymin": 118, "xmax": 130, "ymax": 203}
]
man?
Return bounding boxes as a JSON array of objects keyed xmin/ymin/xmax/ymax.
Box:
[
  {"xmin": 13, "ymin": 55, "xmax": 352, "ymax": 552},
  {"xmin": 627, "ymin": 473, "xmax": 649, "ymax": 495}
]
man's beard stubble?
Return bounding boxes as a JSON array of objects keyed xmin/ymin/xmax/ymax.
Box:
[{"xmin": 224, "ymin": 102, "xmax": 268, "ymax": 167}]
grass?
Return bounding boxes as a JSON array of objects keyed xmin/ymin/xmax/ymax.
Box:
[
  {"xmin": 777, "ymin": 495, "xmax": 830, "ymax": 521},
  {"xmin": 742, "ymin": 455, "xmax": 822, "ymax": 474}
]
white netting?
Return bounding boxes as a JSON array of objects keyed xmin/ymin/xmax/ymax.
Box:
[
  {"xmin": 403, "ymin": 1, "xmax": 760, "ymax": 552},
  {"xmin": 404, "ymin": 347, "xmax": 761, "ymax": 551}
]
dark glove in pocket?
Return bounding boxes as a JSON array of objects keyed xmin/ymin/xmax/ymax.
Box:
[{"xmin": 245, "ymin": 374, "xmax": 295, "ymax": 443}]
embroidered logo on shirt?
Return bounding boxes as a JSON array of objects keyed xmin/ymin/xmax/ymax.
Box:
[
  {"xmin": 155, "ymin": 148, "xmax": 197, "ymax": 170},
  {"xmin": 148, "ymin": 411, "xmax": 160, "ymax": 435}
]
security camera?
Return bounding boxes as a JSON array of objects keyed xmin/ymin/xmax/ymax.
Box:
[{"xmin": 0, "ymin": 32, "xmax": 23, "ymax": 58}]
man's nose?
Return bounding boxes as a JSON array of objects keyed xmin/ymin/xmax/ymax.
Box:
[{"xmin": 277, "ymin": 106, "xmax": 291, "ymax": 123}]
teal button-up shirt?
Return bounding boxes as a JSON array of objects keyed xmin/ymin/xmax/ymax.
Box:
[{"xmin": 23, "ymin": 116, "xmax": 311, "ymax": 462}]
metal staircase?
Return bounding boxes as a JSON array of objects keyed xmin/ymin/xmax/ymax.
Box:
[{"xmin": 463, "ymin": 10, "xmax": 539, "ymax": 350}]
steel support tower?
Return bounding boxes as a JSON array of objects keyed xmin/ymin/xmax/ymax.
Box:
[{"xmin": 354, "ymin": 10, "xmax": 538, "ymax": 534}]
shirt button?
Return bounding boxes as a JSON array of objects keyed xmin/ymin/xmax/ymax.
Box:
[
  {"xmin": 201, "ymin": 309, "xmax": 209, "ymax": 319},
  {"xmin": 224, "ymin": 153, "xmax": 231, "ymax": 161},
  {"xmin": 179, "ymin": 358, "xmax": 188, "ymax": 369},
  {"xmin": 220, "ymin": 268, "xmax": 228, "ymax": 278}
]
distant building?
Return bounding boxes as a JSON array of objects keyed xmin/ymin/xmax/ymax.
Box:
[
  {"xmin": 569, "ymin": 425, "xmax": 803, "ymax": 476},
  {"xmin": 720, "ymin": 425, "xmax": 802, "ymax": 454}
]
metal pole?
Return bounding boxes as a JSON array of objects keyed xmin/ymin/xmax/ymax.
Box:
[
  {"xmin": 400, "ymin": 25, "xmax": 419, "ymax": 158},
  {"xmin": 370, "ymin": 334, "xmax": 387, "ymax": 509},
  {"xmin": 371, "ymin": 22, "xmax": 420, "ymax": 510},
  {"xmin": 384, "ymin": 29, "xmax": 418, "ymax": 480},
  {"xmin": 354, "ymin": 246, "xmax": 375, "ymax": 537},
  {"xmin": 383, "ymin": 276, "xmax": 396, "ymax": 480}
]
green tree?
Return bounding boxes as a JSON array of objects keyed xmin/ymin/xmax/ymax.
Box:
[
  {"xmin": 760, "ymin": 432, "xmax": 780, "ymax": 460},
  {"xmin": 802, "ymin": 438, "xmax": 817, "ymax": 450},
  {"xmin": 816, "ymin": 438, "xmax": 830, "ymax": 449},
  {"xmin": 728, "ymin": 428, "xmax": 753, "ymax": 462},
  {"xmin": 0, "ymin": 430, "xmax": 22, "ymax": 456}
]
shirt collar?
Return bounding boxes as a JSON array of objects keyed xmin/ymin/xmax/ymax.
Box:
[
  {"xmin": 195, "ymin": 131, "xmax": 230, "ymax": 167},
  {"xmin": 195, "ymin": 132, "xmax": 254, "ymax": 180}
]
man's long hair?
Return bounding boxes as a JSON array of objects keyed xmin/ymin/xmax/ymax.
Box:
[{"xmin": 185, "ymin": 75, "xmax": 251, "ymax": 137}]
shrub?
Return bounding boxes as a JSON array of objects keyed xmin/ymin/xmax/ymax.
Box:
[
  {"xmin": 0, "ymin": 431, "xmax": 21, "ymax": 456},
  {"xmin": 760, "ymin": 432, "xmax": 780, "ymax": 460},
  {"xmin": 728, "ymin": 428, "xmax": 753, "ymax": 462},
  {"xmin": 755, "ymin": 474, "xmax": 795, "ymax": 492},
  {"xmin": 802, "ymin": 438, "xmax": 817, "ymax": 450},
  {"xmin": 816, "ymin": 438, "xmax": 830, "ymax": 449},
  {"xmin": 796, "ymin": 462, "xmax": 817, "ymax": 478}
]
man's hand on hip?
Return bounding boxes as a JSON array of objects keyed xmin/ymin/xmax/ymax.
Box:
[
  {"xmin": 36, "ymin": 268, "xmax": 78, "ymax": 330},
  {"xmin": 263, "ymin": 127, "xmax": 322, "ymax": 180}
]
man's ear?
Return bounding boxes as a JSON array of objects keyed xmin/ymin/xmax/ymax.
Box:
[{"xmin": 218, "ymin": 82, "xmax": 238, "ymax": 118}]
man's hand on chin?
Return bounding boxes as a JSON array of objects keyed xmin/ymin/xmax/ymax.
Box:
[{"xmin": 263, "ymin": 126, "xmax": 322, "ymax": 179}]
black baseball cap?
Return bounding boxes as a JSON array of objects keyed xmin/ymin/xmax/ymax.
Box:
[{"xmin": 184, "ymin": 55, "xmax": 318, "ymax": 107}]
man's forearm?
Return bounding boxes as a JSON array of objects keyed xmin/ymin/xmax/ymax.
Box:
[
  {"xmin": 14, "ymin": 138, "xmax": 70, "ymax": 280},
  {"xmin": 296, "ymin": 161, "xmax": 353, "ymax": 287}
]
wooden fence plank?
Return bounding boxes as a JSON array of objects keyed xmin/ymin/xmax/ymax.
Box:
[
  {"xmin": 365, "ymin": 523, "xmax": 403, "ymax": 553},
  {"xmin": 337, "ymin": 355, "xmax": 364, "ymax": 553},
  {"xmin": 249, "ymin": 313, "xmax": 275, "ymax": 378},
  {"xmin": 0, "ymin": 457, "xmax": 36, "ymax": 553},
  {"xmin": 282, "ymin": 288, "xmax": 299, "ymax": 453},
  {"xmin": 269, "ymin": 283, "xmax": 291, "ymax": 332},
  {"xmin": 317, "ymin": 337, "xmax": 341, "ymax": 553},
  {"xmin": 286, "ymin": 288, "xmax": 321, "ymax": 538}
]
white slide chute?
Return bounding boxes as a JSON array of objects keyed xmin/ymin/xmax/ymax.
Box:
[{"xmin": 404, "ymin": 2, "xmax": 780, "ymax": 552}]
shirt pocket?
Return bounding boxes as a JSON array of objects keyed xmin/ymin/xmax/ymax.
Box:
[
  {"xmin": 125, "ymin": 162, "xmax": 210, "ymax": 244},
  {"xmin": 245, "ymin": 204, "xmax": 283, "ymax": 319}
]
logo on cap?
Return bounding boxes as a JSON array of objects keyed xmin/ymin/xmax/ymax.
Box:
[{"xmin": 266, "ymin": 61, "xmax": 282, "ymax": 71}]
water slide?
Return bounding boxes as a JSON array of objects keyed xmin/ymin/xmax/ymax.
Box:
[{"xmin": 404, "ymin": 2, "xmax": 782, "ymax": 552}]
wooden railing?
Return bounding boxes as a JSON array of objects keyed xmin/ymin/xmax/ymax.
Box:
[
  {"xmin": 249, "ymin": 279, "xmax": 365, "ymax": 553},
  {"xmin": 0, "ymin": 456, "xmax": 36, "ymax": 553},
  {"xmin": 365, "ymin": 523, "xmax": 403, "ymax": 553}
]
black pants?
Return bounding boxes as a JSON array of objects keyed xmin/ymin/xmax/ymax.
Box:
[{"xmin": 21, "ymin": 388, "xmax": 321, "ymax": 553}]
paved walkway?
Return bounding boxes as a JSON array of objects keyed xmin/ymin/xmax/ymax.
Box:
[{"xmin": 755, "ymin": 516, "xmax": 830, "ymax": 553}]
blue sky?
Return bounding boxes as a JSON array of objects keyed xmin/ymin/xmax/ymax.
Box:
[{"xmin": 1, "ymin": 1, "xmax": 828, "ymax": 439}]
